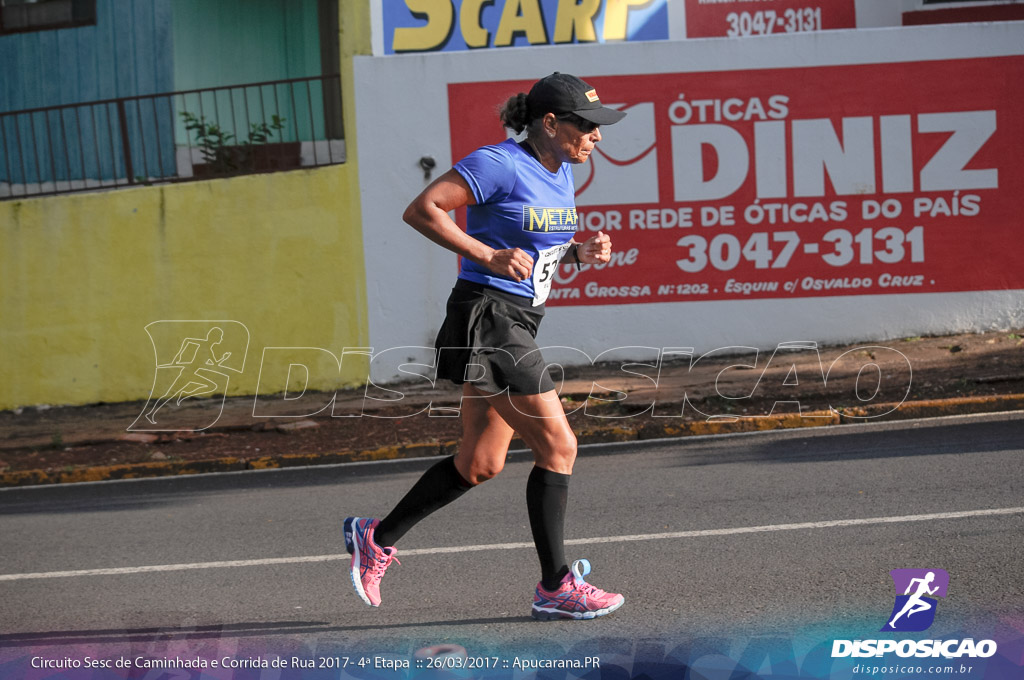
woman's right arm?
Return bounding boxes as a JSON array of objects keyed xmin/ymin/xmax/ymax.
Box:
[{"xmin": 402, "ymin": 168, "xmax": 534, "ymax": 282}]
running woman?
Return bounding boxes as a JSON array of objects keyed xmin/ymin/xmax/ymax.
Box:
[{"xmin": 345, "ymin": 72, "xmax": 626, "ymax": 620}]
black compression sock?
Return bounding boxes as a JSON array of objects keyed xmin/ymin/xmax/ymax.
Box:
[
  {"xmin": 526, "ymin": 466, "xmax": 571, "ymax": 591},
  {"xmin": 374, "ymin": 455, "xmax": 474, "ymax": 547}
]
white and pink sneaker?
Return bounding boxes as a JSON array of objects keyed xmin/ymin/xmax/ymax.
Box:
[
  {"xmin": 531, "ymin": 559, "xmax": 624, "ymax": 620},
  {"xmin": 343, "ymin": 517, "xmax": 399, "ymax": 607}
]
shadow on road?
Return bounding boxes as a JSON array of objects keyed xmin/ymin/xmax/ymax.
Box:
[
  {"xmin": 0, "ymin": 615, "xmax": 536, "ymax": 648},
  {"xmin": 654, "ymin": 417, "xmax": 1022, "ymax": 468},
  {"xmin": 1, "ymin": 415, "xmax": 1018, "ymax": 517}
]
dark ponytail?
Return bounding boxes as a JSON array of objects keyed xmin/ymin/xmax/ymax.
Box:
[{"xmin": 499, "ymin": 92, "xmax": 531, "ymax": 134}]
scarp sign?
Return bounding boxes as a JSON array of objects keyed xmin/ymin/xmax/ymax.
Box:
[{"xmin": 382, "ymin": 0, "xmax": 668, "ymax": 53}]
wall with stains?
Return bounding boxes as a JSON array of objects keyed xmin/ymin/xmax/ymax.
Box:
[{"xmin": 0, "ymin": 2, "xmax": 370, "ymax": 410}]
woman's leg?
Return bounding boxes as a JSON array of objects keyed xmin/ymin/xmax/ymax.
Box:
[
  {"xmin": 345, "ymin": 384, "xmax": 516, "ymax": 606},
  {"xmin": 453, "ymin": 384, "xmax": 516, "ymax": 484},
  {"xmin": 476, "ymin": 389, "xmax": 577, "ymax": 590},
  {"xmin": 374, "ymin": 384, "xmax": 514, "ymax": 547},
  {"xmin": 480, "ymin": 388, "xmax": 624, "ymax": 619}
]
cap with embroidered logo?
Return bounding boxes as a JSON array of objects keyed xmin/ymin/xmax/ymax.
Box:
[{"xmin": 526, "ymin": 72, "xmax": 626, "ymax": 126}]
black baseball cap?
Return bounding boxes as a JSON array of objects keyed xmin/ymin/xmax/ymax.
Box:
[{"xmin": 527, "ymin": 72, "xmax": 626, "ymax": 126}]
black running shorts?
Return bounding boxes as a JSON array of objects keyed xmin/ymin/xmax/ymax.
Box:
[{"xmin": 434, "ymin": 280, "xmax": 555, "ymax": 395}]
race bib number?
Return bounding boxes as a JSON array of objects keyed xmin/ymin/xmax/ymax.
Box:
[{"xmin": 532, "ymin": 242, "xmax": 572, "ymax": 306}]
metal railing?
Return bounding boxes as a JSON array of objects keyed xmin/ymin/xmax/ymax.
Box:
[{"xmin": 0, "ymin": 74, "xmax": 345, "ymax": 200}]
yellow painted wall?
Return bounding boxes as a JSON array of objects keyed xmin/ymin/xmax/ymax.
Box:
[{"xmin": 0, "ymin": 2, "xmax": 371, "ymax": 410}]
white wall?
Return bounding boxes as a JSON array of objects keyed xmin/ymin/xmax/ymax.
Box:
[
  {"xmin": 854, "ymin": 0, "xmax": 904, "ymax": 28},
  {"xmin": 354, "ymin": 22, "xmax": 1024, "ymax": 382}
]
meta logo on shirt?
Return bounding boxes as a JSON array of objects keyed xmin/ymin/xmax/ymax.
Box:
[{"xmin": 522, "ymin": 206, "xmax": 579, "ymax": 233}]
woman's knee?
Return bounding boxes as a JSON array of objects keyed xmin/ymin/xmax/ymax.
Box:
[
  {"xmin": 534, "ymin": 429, "xmax": 577, "ymax": 474},
  {"xmin": 456, "ymin": 454, "xmax": 506, "ymax": 485}
]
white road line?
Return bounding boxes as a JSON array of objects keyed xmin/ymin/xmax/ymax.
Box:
[{"xmin": 2, "ymin": 506, "xmax": 1021, "ymax": 583}]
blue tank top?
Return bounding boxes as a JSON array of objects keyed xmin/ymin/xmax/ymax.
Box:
[{"xmin": 454, "ymin": 138, "xmax": 578, "ymax": 305}]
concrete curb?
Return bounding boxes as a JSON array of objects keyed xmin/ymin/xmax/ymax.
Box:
[{"xmin": 2, "ymin": 394, "xmax": 1022, "ymax": 488}]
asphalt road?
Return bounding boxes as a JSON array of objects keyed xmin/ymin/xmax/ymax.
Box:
[{"xmin": 1, "ymin": 412, "xmax": 1022, "ymax": 675}]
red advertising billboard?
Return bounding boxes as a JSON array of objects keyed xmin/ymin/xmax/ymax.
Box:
[
  {"xmin": 684, "ymin": 0, "xmax": 856, "ymax": 39},
  {"xmin": 448, "ymin": 57, "xmax": 1022, "ymax": 306}
]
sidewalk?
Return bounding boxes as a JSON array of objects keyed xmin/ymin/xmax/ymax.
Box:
[{"xmin": 1, "ymin": 329, "xmax": 1021, "ymax": 487}]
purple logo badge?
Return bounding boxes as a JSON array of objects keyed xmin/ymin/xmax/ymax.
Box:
[{"xmin": 881, "ymin": 569, "xmax": 950, "ymax": 632}]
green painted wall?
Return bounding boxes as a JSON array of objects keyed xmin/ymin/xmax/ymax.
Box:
[
  {"xmin": 172, "ymin": 0, "xmax": 322, "ymax": 89},
  {"xmin": 171, "ymin": 0, "xmax": 329, "ymax": 145}
]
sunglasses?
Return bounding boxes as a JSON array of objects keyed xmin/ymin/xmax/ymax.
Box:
[{"xmin": 556, "ymin": 113, "xmax": 599, "ymax": 134}]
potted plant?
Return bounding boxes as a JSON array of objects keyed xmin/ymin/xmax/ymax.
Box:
[{"xmin": 181, "ymin": 112, "xmax": 300, "ymax": 177}]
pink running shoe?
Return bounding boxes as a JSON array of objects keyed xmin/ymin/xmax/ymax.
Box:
[
  {"xmin": 343, "ymin": 517, "xmax": 399, "ymax": 607},
  {"xmin": 531, "ymin": 559, "xmax": 624, "ymax": 620}
]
